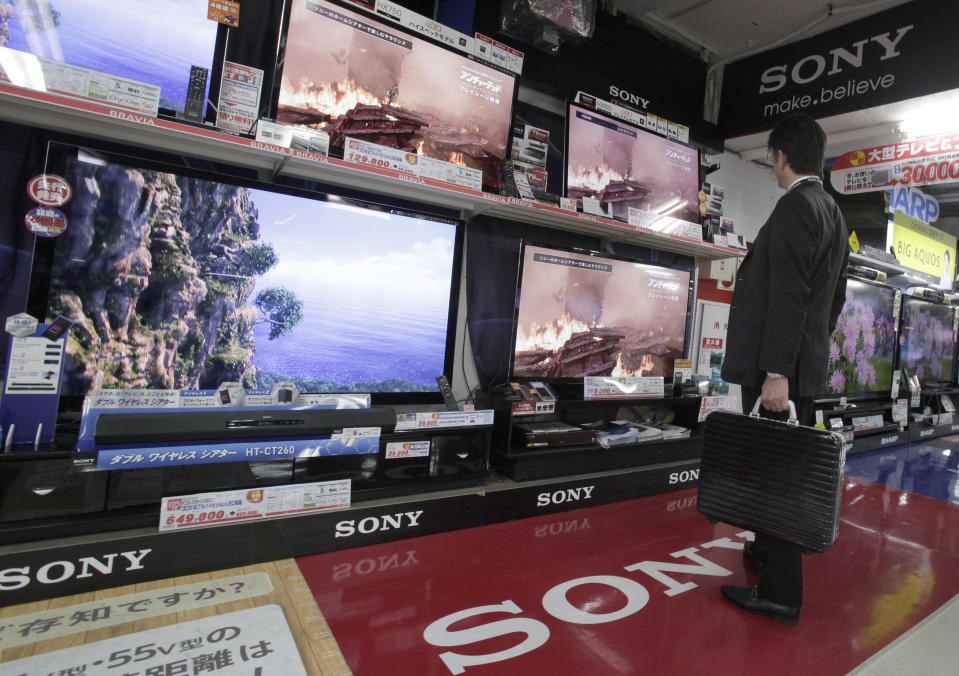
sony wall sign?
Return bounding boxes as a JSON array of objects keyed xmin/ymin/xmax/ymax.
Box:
[{"xmin": 721, "ymin": 0, "xmax": 959, "ymax": 136}]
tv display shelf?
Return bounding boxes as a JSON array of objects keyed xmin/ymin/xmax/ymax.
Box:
[
  {"xmin": 0, "ymin": 456, "xmax": 704, "ymax": 607},
  {"xmin": 0, "ymin": 83, "xmax": 741, "ymax": 262}
]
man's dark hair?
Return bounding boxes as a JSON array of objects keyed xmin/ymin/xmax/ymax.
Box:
[{"xmin": 767, "ymin": 113, "xmax": 827, "ymax": 178}]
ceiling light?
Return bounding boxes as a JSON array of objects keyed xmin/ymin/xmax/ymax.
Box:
[{"xmin": 898, "ymin": 107, "xmax": 959, "ymax": 139}]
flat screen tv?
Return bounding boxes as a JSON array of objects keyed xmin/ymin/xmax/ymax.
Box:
[
  {"xmin": 510, "ymin": 243, "xmax": 693, "ymax": 381},
  {"xmin": 0, "ymin": 0, "xmax": 220, "ymax": 114},
  {"xmin": 28, "ymin": 147, "xmax": 462, "ymax": 405},
  {"xmin": 565, "ymin": 102, "xmax": 700, "ymax": 222},
  {"xmin": 823, "ymin": 279, "xmax": 898, "ymax": 396},
  {"xmin": 275, "ymin": 0, "xmax": 516, "ymax": 191},
  {"xmin": 898, "ymin": 296, "xmax": 957, "ymax": 386}
]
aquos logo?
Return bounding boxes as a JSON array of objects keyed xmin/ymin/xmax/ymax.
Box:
[
  {"xmin": 758, "ymin": 25, "xmax": 913, "ymax": 93},
  {"xmin": 0, "ymin": 549, "xmax": 152, "ymax": 592}
]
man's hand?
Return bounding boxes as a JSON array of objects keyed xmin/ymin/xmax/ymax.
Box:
[{"xmin": 761, "ymin": 376, "xmax": 790, "ymax": 412}]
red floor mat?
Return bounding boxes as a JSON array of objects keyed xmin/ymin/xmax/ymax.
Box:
[{"xmin": 297, "ymin": 477, "xmax": 959, "ymax": 675}]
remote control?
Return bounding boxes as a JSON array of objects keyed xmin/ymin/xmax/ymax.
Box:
[
  {"xmin": 436, "ymin": 375, "xmax": 458, "ymax": 411},
  {"xmin": 181, "ymin": 65, "xmax": 208, "ymax": 122}
]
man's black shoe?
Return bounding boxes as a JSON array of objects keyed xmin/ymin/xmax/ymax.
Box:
[
  {"xmin": 742, "ymin": 540, "xmax": 764, "ymax": 576},
  {"xmin": 721, "ymin": 585, "xmax": 800, "ymax": 625}
]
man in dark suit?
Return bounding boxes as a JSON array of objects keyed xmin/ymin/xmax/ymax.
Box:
[{"xmin": 719, "ymin": 113, "xmax": 849, "ymax": 625}]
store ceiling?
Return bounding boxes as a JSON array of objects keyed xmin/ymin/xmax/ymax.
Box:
[
  {"xmin": 611, "ymin": 0, "xmax": 959, "ymax": 235},
  {"xmin": 611, "ymin": 0, "xmax": 915, "ymax": 64}
]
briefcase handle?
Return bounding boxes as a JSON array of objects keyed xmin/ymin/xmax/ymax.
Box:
[{"xmin": 749, "ymin": 398, "xmax": 799, "ymax": 426}]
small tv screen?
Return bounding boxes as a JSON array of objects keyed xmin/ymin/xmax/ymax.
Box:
[
  {"xmin": 824, "ymin": 279, "xmax": 897, "ymax": 395},
  {"xmin": 276, "ymin": 0, "xmax": 516, "ymax": 190},
  {"xmin": 33, "ymin": 149, "xmax": 461, "ymax": 403},
  {"xmin": 565, "ymin": 103, "xmax": 700, "ymax": 222},
  {"xmin": 511, "ymin": 244, "xmax": 692, "ymax": 380},
  {"xmin": 1, "ymin": 0, "xmax": 219, "ymax": 114},
  {"xmin": 899, "ymin": 296, "xmax": 957, "ymax": 385}
]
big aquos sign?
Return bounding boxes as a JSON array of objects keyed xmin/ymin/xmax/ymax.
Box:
[{"xmin": 422, "ymin": 531, "xmax": 750, "ymax": 674}]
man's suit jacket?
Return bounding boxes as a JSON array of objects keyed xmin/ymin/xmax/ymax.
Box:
[{"xmin": 721, "ymin": 179, "xmax": 850, "ymax": 397}]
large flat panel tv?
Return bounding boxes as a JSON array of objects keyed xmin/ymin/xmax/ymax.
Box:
[
  {"xmin": 565, "ymin": 102, "xmax": 700, "ymax": 222},
  {"xmin": 29, "ymin": 147, "xmax": 462, "ymax": 405},
  {"xmin": 275, "ymin": 0, "xmax": 516, "ymax": 190},
  {"xmin": 823, "ymin": 279, "xmax": 898, "ymax": 396},
  {"xmin": 510, "ymin": 243, "xmax": 692, "ymax": 381},
  {"xmin": 899, "ymin": 296, "xmax": 957, "ymax": 386},
  {"xmin": 1, "ymin": 0, "xmax": 219, "ymax": 114}
]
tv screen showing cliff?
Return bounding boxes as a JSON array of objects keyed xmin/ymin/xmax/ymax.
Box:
[
  {"xmin": 511, "ymin": 244, "xmax": 691, "ymax": 380},
  {"xmin": 40, "ymin": 154, "xmax": 459, "ymax": 398},
  {"xmin": 0, "ymin": 0, "xmax": 218, "ymax": 113},
  {"xmin": 823, "ymin": 279, "xmax": 897, "ymax": 396},
  {"xmin": 899, "ymin": 296, "xmax": 957, "ymax": 385},
  {"xmin": 276, "ymin": 0, "xmax": 515, "ymax": 190},
  {"xmin": 566, "ymin": 103, "xmax": 700, "ymax": 222}
]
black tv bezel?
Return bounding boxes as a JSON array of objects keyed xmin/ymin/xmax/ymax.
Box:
[
  {"xmin": 816, "ymin": 277, "xmax": 902, "ymax": 402},
  {"xmin": 562, "ymin": 99, "xmax": 702, "ymax": 225},
  {"xmin": 507, "ymin": 240, "xmax": 696, "ymax": 385},
  {"xmin": 896, "ymin": 294, "xmax": 958, "ymax": 389},
  {"xmin": 27, "ymin": 143, "xmax": 465, "ymax": 409},
  {"xmin": 268, "ymin": 0, "xmax": 520, "ymax": 193}
]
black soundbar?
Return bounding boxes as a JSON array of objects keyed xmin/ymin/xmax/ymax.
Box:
[{"xmin": 94, "ymin": 407, "xmax": 397, "ymax": 445}]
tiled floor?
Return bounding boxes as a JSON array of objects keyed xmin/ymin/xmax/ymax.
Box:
[
  {"xmin": 845, "ymin": 436, "xmax": 959, "ymax": 506},
  {"xmin": 297, "ymin": 446, "xmax": 959, "ymax": 675}
]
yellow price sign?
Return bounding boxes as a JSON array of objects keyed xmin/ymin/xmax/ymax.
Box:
[{"xmin": 848, "ymin": 230, "xmax": 860, "ymax": 254}]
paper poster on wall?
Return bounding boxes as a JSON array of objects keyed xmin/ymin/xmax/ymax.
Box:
[
  {"xmin": 216, "ymin": 61, "xmax": 263, "ymax": 135},
  {"xmin": 695, "ymin": 301, "xmax": 730, "ymax": 377}
]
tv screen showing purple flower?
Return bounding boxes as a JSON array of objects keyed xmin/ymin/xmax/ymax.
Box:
[
  {"xmin": 900, "ymin": 297, "xmax": 957, "ymax": 386},
  {"xmin": 825, "ymin": 280, "xmax": 897, "ymax": 395}
]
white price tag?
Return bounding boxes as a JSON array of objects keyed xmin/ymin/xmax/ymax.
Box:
[
  {"xmin": 892, "ymin": 399, "xmax": 908, "ymax": 424},
  {"xmin": 217, "ymin": 61, "xmax": 263, "ymax": 135},
  {"xmin": 560, "ymin": 197, "xmax": 577, "ymax": 212},
  {"xmin": 418, "ymin": 155, "xmax": 483, "ymax": 190},
  {"xmin": 513, "ymin": 172, "xmax": 536, "ymax": 200},
  {"xmin": 394, "ymin": 410, "xmax": 494, "ymax": 430},
  {"xmin": 160, "ymin": 479, "xmax": 351, "ymax": 530},
  {"xmin": 344, "ymin": 138, "xmax": 419, "ymax": 174},
  {"xmin": 698, "ymin": 395, "xmax": 728, "ymax": 422},
  {"xmin": 584, "ymin": 376, "xmax": 664, "ymax": 400},
  {"xmin": 386, "ymin": 440, "xmax": 431, "ymax": 459}
]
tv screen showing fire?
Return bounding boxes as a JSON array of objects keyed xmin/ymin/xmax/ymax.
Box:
[
  {"xmin": 511, "ymin": 244, "xmax": 691, "ymax": 380},
  {"xmin": 277, "ymin": 0, "xmax": 516, "ymax": 191},
  {"xmin": 566, "ymin": 103, "xmax": 700, "ymax": 223}
]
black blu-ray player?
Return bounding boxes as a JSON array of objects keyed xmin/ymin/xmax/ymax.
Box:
[{"xmin": 94, "ymin": 407, "xmax": 396, "ymax": 445}]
